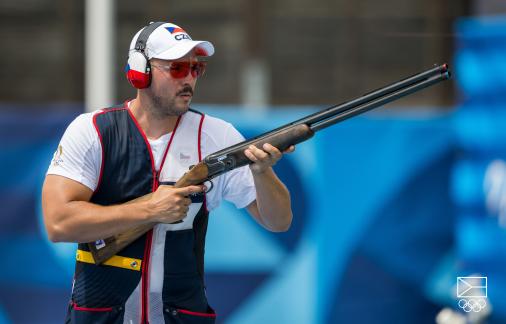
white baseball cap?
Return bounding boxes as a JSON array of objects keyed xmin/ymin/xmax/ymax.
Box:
[{"xmin": 129, "ymin": 22, "xmax": 215, "ymax": 60}]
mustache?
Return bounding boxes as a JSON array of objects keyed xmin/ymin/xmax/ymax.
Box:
[{"xmin": 176, "ymin": 86, "xmax": 194, "ymax": 96}]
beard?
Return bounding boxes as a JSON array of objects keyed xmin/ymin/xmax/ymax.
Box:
[
  {"xmin": 147, "ymin": 85, "xmax": 193, "ymax": 118},
  {"xmin": 151, "ymin": 94, "xmax": 185, "ymax": 117}
]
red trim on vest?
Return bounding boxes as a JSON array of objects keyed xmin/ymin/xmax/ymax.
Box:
[
  {"xmin": 157, "ymin": 115, "xmax": 182, "ymax": 183},
  {"xmin": 126, "ymin": 108, "xmax": 157, "ymax": 191},
  {"xmin": 197, "ymin": 114, "xmax": 204, "ymax": 161},
  {"xmin": 141, "ymin": 229, "xmax": 153, "ymax": 323},
  {"xmin": 177, "ymin": 308, "xmax": 217, "ymax": 318},
  {"xmin": 72, "ymin": 302, "xmax": 113, "ymax": 312},
  {"xmin": 197, "ymin": 114, "xmax": 209, "ymax": 214},
  {"xmin": 92, "ymin": 105, "xmax": 129, "ymax": 194},
  {"xmin": 92, "ymin": 115, "xmax": 105, "ymax": 193}
]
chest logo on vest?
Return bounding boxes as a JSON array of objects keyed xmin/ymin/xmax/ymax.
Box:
[{"xmin": 179, "ymin": 152, "xmax": 191, "ymax": 160}]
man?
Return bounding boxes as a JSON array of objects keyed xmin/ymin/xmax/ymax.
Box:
[{"xmin": 42, "ymin": 22, "xmax": 293, "ymax": 323}]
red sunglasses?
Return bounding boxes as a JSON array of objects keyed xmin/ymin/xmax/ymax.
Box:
[{"xmin": 151, "ymin": 61, "xmax": 207, "ymax": 79}]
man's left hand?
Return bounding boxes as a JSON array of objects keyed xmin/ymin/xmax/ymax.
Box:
[{"xmin": 244, "ymin": 143, "xmax": 295, "ymax": 174}]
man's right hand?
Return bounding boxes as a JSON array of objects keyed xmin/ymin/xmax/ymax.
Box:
[{"xmin": 147, "ymin": 185, "xmax": 206, "ymax": 223}]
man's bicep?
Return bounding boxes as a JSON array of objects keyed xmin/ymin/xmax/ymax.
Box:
[
  {"xmin": 42, "ymin": 174, "xmax": 94, "ymax": 213},
  {"xmin": 42, "ymin": 175, "xmax": 94, "ymax": 242}
]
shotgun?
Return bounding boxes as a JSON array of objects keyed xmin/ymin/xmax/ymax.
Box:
[{"xmin": 89, "ymin": 64, "xmax": 451, "ymax": 264}]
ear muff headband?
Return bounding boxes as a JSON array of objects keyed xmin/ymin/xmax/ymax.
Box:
[
  {"xmin": 126, "ymin": 21, "xmax": 165, "ymax": 89},
  {"xmin": 134, "ymin": 21, "xmax": 165, "ymax": 53}
]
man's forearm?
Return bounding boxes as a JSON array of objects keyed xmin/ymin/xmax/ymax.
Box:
[
  {"xmin": 252, "ymin": 167, "xmax": 293, "ymax": 232},
  {"xmin": 45, "ymin": 200, "xmax": 153, "ymax": 243}
]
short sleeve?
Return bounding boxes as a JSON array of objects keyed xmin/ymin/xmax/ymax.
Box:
[
  {"xmin": 203, "ymin": 119, "xmax": 256, "ymax": 211},
  {"xmin": 46, "ymin": 112, "xmax": 102, "ymax": 191},
  {"xmin": 219, "ymin": 125, "xmax": 256, "ymax": 209}
]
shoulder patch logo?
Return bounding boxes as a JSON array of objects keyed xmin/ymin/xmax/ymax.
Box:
[{"xmin": 52, "ymin": 145, "xmax": 64, "ymax": 166}]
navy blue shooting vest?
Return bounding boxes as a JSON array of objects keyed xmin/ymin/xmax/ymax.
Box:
[{"xmin": 65, "ymin": 104, "xmax": 216, "ymax": 324}]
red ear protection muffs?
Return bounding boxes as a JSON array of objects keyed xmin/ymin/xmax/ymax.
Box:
[{"xmin": 125, "ymin": 22, "xmax": 164, "ymax": 89}]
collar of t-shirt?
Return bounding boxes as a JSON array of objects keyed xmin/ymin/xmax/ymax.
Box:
[{"xmin": 127, "ymin": 101, "xmax": 173, "ymax": 171}]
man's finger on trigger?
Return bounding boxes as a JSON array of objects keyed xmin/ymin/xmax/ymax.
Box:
[{"xmin": 178, "ymin": 185, "xmax": 204, "ymax": 196}]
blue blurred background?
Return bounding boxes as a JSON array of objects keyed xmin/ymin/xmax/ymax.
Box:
[{"xmin": 1, "ymin": 1, "xmax": 506, "ymax": 324}]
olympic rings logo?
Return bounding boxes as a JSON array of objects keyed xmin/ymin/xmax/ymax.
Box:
[{"xmin": 457, "ymin": 298, "xmax": 487, "ymax": 313}]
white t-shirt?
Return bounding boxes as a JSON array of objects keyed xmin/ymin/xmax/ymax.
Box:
[{"xmin": 47, "ymin": 108, "xmax": 257, "ymax": 211}]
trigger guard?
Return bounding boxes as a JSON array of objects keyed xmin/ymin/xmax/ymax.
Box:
[{"xmin": 203, "ymin": 180, "xmax": 214, "ymax": 193}]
